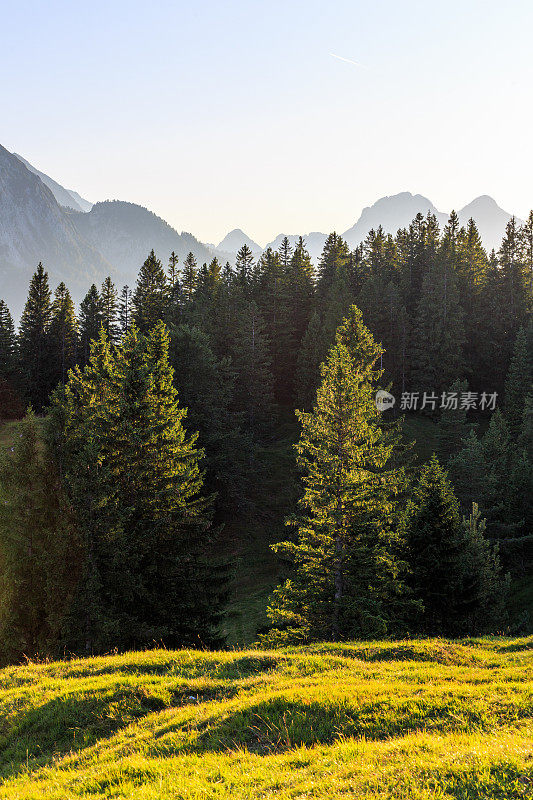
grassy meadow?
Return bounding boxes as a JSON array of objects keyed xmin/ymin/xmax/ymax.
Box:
[{"xmin": 0, "ymin": 638, "xmax": 531, "ymax": 798}]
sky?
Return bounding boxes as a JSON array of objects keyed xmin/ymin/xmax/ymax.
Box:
[{"xmin": 2, "ymin": 0, "xmax": 533, "ymax": 245}]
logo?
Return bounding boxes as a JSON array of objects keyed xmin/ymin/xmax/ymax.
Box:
[{"xmin": 375, "ymin": 390, "xmax": 395, "ymax": 412}]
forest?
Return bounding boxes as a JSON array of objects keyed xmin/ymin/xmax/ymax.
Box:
[{"xmin": 0, "ymin": 210, "xmax": 531, "ymax": 664}]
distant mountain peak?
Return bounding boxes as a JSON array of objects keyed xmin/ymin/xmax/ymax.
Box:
[
  {"xmin": 217, "ymin": 229, "xmax": 262, "ymax": 253},
  {"xmin": 13, "ymin": 153, "xmax": 93, "ymax": 213}
]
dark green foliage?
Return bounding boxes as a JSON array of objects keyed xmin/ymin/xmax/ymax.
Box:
[
  {"xmin": 0, "ymin": 412, "xmax": 82, "ymax": 664},
  {"xmin": 119, "ymin": 285, "xmax": 132, "ymax": 337},
  {"xmin": 78, "ymin": 285, "xmax": 103, "ymax": 367},
  {"xmin": 47, "ymin": 282, "xmax": 78, "ymax": 386},
  {"xmin": 264, "ymin": 307, "xmax": 409, "ymax": 645},
  {"xmin": 403, "ymin": 456, "xmax": 507, "ymax": 636},
  {"xmin": 168, "ymin": 323, "xmax": 251, "ymax": 513},
  {"xmin": 100, "ymin": 276, "xmax": 119, "ymax": 343},
  {"xmin": 133, "ymin": 250, "xmax": 168, "ymax": 331},
  {"xmin": 18, "ymin": 263, "xmax": 53, "ymax": 409},
  {"xmin": 48, "ymin": 322, "xmax": 226, "ymax": 652},
  {"xmin": 436, "ymin": 380, "xmax": 474, "ymax": 463},
  {"xmin": 0, "ymin": 301, "xmax": 22, "ymax": 419},
  {"xmin": 504, "ymin": 326, "xmax": 532, "ymax": 438}
]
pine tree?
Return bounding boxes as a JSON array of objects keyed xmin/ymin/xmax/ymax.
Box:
[
  {"xmin": 229, "ymin": 300, "xmax": 275, "ymax": 435},
  {"xmin": 295, "ymin": 310, "xmax": 324, "ymax": 410},
  {"xmin": 404, "ymin": 456, "xmax": 507, "ymax": 636},
  {"xmin": 133, "ymin": 250, "xmax": 168, "ymax": 331},
  {"xmin": 49, "ymin": 322, "xmax": 226, "ymax": 651},
  {"xmin": 504, "ymin": 326, "xmax": 533, "ymax": 438},
  {"xmin": 0, "ymin": 411, "xmax": 81, "ymax": 664},
  {"xmin": 169, "ymin": 323, "xmax": 249, "ymax": 513},
  {"xmin": 181, "ymin": 252, "xmax": 198, "ymax": 302},
  {"xmin": 0, "ymin": 300, "xmax": 21, "ymax": 418},
  {"xmin": 316, "ymin": 232, "xmax": 350, "ymax": 299},
  {"xmin": 101, "ymin": 276, "xmax": 119, "ymax": 343},
  {"xmin": 263, "ymin": 306, "xmax": 409, "ymax": 644},
  {"xmin": 119, "ymin": 285, "xmax": 132, "ymax": 337},
  {"xmin": 18, "ymin": 264, "xmax": 52, "ymax": 409},
  {"xmin": 235, "ymin": 244, "xmax": 255, "ymax": 294},
  {"xmin": 79, "ymin": 285, "xmax": 103, "ymax": 367},
  {"xmin": 47, "ymin": 282, "xmax": 78, "ymax": 387}
]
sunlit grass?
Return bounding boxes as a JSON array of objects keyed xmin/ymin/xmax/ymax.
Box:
[{"xmin": 0, "ymin": 637, "xmax": 531, "ymax": 798}]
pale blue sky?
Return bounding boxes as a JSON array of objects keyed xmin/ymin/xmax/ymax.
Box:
[{"xmin": 2, "ymin": 0, "xmax": 532, "ymax": 244}]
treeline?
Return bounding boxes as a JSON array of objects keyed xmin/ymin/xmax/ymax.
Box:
[{"xmin": 0, "ymin": 210, "xmax": 531, "ymax": 660}]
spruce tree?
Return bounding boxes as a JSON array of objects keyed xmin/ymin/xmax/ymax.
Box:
[
  {"xmin": 0, "ymin": 300, "xmax": 21, "ymax": 418},
  {"xmin": 47, "ymin": 282, "xmax": 78, "ymax": 387},
  {"xmin": 504, "ymin": 326, "xmax": 532, "ymax": 438},
  {"xmin": 264, "ymin": 306, "xmax": 409, "ymax": 644},
  {"xmin": 404, "ymin": 456, "xmax": 507, "ymax": 636},
  {"xmin": 18, "ymin": 263, "xmax": 52, "ymax": 409},
  {"xmin": 119, "ymin": 285, "xmax": 131, "ymax": 337},
  {"xmin": 181, "ymin": 252, "xmax": 198, "ymax": 302},
  {"xmin": 133, "ymin": 250, "xmax": 168, "ymax": 331},
  {"xmin": 49, "ymin": 322, "xmax": 226, "ymax": 650},
  {"xmin": 79, "ymin": 285, "xmax": 103, "ymax": 367},
  {"xmin": 101, "ymin": 276, "xmax": 119, "ymax": 343}
]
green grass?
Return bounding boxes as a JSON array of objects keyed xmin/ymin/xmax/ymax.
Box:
[{"xmin": 0, "ymin": 637, "xmax": 532, "ymax": 798}]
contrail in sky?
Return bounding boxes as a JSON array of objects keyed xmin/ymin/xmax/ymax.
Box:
[{"xmin": 329, "ymin": 53, "xmax": 368, "ymax": 69}]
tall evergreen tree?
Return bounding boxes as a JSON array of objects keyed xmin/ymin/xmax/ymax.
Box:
[
  {"xmin": 133, "ymin": 250, "xmax": 168, "ymax": 331},
  {"xmin": 101, "ymin": 276, "xmax": 119, "ymax": 343},
  {"xmin": 49, "ymin": 322, "xmax": 226, "ymax": 651},
  {"xmin": 264, "ymin": 306, "xmax": 409, "ymax": 644},
  {"xmin": 119, "ymin": 285, "xmax": 132, "ymax": 337},
  {"xmin": 0, "ymin": 300, "xmax": 21, "ymax": 418},
  {"xmin": 504, "ymin": 326, "xmax": 533, "ymax": 438},
  {"xmin": 47, "ymin": 282, "xmax": 78, "ymax": 387},
  {"xmin": 404, "ymin": 456, "xmax": 507, "ymax": 635},
  {"xmin": 181, "ymin": 252, "xmax": 198, "ymax": 302},
  {"xmin": 78, "ymin": 285, "xmax": 103, "ymax": 367},
  {"xmin": 18, "ymin": 264, "xmax": 52, "ymax": 409}
]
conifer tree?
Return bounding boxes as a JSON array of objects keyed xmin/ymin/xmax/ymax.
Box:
[
  {"xmin": 181, "ymin": 252, "xmax": 198, "ymax": 302},
  {"xmin": 0, "ymin": 411, "xmax": 81, "ymax": 664},
  {"xmin": 504, "ymin": 326, "xmax": 533, "ymax": 438},
  {"xmin": 295, "ymin": 310, "xmax": 324, "ymax": 410},
  {"xmin": 0, "ymin": 300, "xmax": 21, "ymax": 418},
  {"xmin": 49, "ymin": 322, "xmax": 225, "ymax": 651},
  {"xmin": 119, "ymin": 285, "xmax": 131, "ymax": 337},
  {"xmin": 47, "ymin": 282, "xmax": 78, "ymax": 387},
  {"xmin": 18, "ymin": 263, "xmax": 52, "ymax": 409},
  {"xmin": 264, "ymin": 306, "xmax": 409, "ymax": 644},
  {"xmin": 101, "ymin": 276, "xmax": 119, "ymax": 343},
  {"xmin": 436, "ymin": 379, "xmax": 474, "ymax": 463},
  {"xmin": 79, "ymin": 285, "xmax": 103, "ymax": 367},
  {"xmin": 235, "ymin": 244, "xmax": 255, "ymax": 294},
  {"xmin": 229, "ymin": 300, "xmax": 275, "ymax": 435},
  {"xmin": 133, "ymin": 250, "xmax": 168, "ymax": 331},
  {"xmin": 404, "ymin": 456, "xmax": 507, "ymax": 635},
  {"xmin": 316, "ymin": 232, "xmax": 350, "ymax": 299}
]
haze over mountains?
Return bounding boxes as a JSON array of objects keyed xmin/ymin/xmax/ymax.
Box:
[{"xmin": 0, "ymin": 144, "xmax": 520, "ymax": 317}]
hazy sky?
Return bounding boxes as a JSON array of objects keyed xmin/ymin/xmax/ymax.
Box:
[{"xmin": 2, "ymin": 0, "xmax": 533, "ymax": 245}]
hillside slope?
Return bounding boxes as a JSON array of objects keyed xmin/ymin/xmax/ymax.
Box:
[{"xmin": 0, "ymin": 638, "xmax": 531, "ymax": 798}]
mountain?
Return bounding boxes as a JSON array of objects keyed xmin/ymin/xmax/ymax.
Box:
[
  {"xmin": 71, "ymin": 201, "xmax": 213, "ymax": 278},
  {"xmin": 457, "ymin": 195, "xmax": 518, "ymax": 252},
  {"xmin": 13, "ymin": 153, "xmax": 93, "ymax": 213},
  {"xmin": 0, "ymin": 145, "xmax": 113, "ymax": 318},
  {"xmin": 342, "ymin": 192, "xmax": 447, "ymax": 247},
  {"xmin": 217, "ymin": 229, "xmax": 262, "ymax": 255}
]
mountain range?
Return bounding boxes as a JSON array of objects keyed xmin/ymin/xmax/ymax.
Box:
[{"xmin": 0, "ymin": 145, "xmax": 520, "ymax": 318}]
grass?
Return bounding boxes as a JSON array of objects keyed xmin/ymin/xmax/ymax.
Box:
[{"xmin": 0, "ymin": 637, "xmax": 532, "ymax": 798}]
